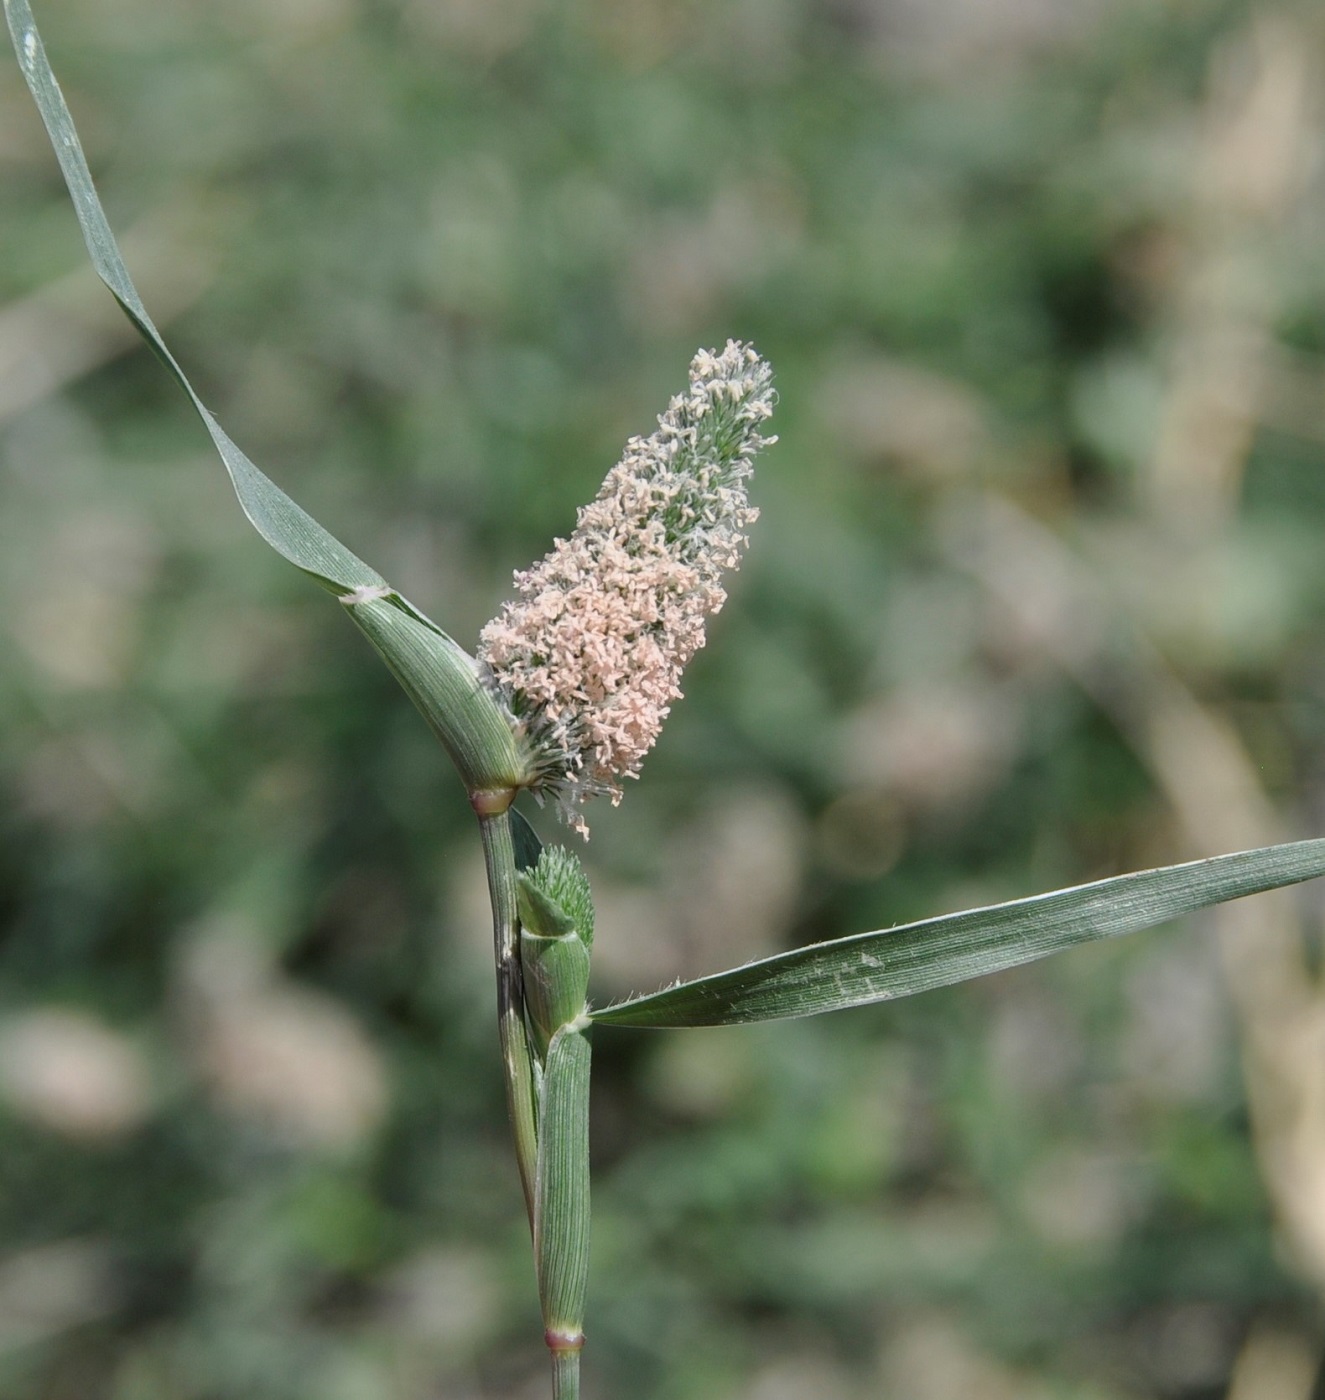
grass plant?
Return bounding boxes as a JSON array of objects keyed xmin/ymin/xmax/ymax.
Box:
[{"xmin": 8, "ymin": 3, "xmax": 1325, "ymax": 1395}]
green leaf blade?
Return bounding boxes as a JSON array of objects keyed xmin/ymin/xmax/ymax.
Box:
[
  {"xmin": 4, "ymin": 0, "xmax": 386, "ymax": 595},
  {"xmin": 589, "ymin": 838, "xmax": 1325, "ymax": 1029}
]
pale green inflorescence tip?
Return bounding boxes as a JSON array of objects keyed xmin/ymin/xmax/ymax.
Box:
[
  {"xmin": 479, "ymin": 341, "xmax": 775, "ymax": 835},
  {"xmin": 518, "ymin": 846, "xmax": 596, "ymax": 1056},
  {"xmin": 520, "ymin": 846, "xmax": 595, "ymax": 948}
]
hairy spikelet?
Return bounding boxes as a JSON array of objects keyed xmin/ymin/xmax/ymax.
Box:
[
  {"xmin": 523, "ymin": 847, "xmax": 596, "ymax": 946},
  {"xmin": 479, "ymin": 341, "xmax": 775, "ymax": 834}
]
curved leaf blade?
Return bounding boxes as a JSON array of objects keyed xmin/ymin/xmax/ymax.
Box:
[
  {"xmin": 589, "ymin": 838, "xmax": 1325, "ymax": 1028},
  {"xmin": 4, "ymin": 0, "xmax": 385, "ymax": 595}
]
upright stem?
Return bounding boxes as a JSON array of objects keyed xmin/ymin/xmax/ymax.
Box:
[
  {"xmin": 537, "ymin": 1023, "xmax": 591, "ymax": 1400},
  {"xmin": 478, "ymin": 795, "xmax": 591, "ymax": 1400},
  {"xmin": 476, "ymin": 800, "xmax": 540, "ymax": 1228},
  {"xmin": 552, "ymin": 1349, "xmax": 580, "ymax": 1400}
]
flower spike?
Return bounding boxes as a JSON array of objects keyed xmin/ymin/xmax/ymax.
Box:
[{"xmin": 479, "ymin": 341, "xmax": 775, "ymax": 833}]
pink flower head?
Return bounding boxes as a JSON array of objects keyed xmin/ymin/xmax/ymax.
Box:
[{"xmin": 478, "ymin": 341, "xmax": 775, "ymax": 834}]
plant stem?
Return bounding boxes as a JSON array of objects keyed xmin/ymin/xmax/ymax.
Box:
[
  {"xmin": 479, "ymin": 802, "xmax": 592, "ymax": 1400},
  {"xmin": 477, "ymin": 802, "xmax": 540, "ymax": 1228},
  {"xmin": 552, "ymin": 1349, "xmax": 580, "ymax": 1400},
  {"xmin": 536, "ymin": 1025, "xmax": 591, "ymax": 1400}
]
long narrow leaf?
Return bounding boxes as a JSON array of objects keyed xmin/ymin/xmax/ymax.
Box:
[
  {"xmin": 5, "ymin": 0, "xmax": 383, "ymax": 596},
  {"xmin": 4, "ymin": 0, "xmax": 534, "ymax": 794},
  {"xmin": 590, "ymin": 838, "xmax": 1325, "ymax": 1028}
]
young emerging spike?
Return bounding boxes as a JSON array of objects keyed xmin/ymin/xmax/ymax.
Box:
[
  {"xmin": 479, "ymin": 342, "xmax": 775, "ymax": 835},
  {"xmin": 520, "ymin": 847, "xmax": 595, "ymax": 947},
  {"xmin": 518, "ymin": 847, "xmax": 595, "ymax": 1060}
]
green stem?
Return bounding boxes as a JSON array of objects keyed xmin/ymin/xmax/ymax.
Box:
[
  {"xmin": 477, "ymin": 803, "xmax": 540, "ymax": 1228},
  {"xmin": 536, "ymin": 1024, "xmax": 592, "ymax": 1400},
  {"xmin": 551, "ymin": 1349, "xmax": 580, "ymax": 1400}
]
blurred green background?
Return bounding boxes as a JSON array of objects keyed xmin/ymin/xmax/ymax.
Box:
[{"xmin": 5, "ymin": 0, "xmax": 1325, "ymax": 1396}]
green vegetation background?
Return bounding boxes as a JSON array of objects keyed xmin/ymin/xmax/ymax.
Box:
[{"xmin": 4, "ymin": 0, "xmax": 1325, "ymax": 1396}]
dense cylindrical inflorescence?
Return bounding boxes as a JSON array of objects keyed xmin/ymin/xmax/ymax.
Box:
[{"xmin": 479, "ymin": 341, "xmax": 775, "ymax": 833}]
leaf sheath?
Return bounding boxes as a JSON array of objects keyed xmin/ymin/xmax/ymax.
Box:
[{"xmin": 535, "ymin": 1022, "xmax": 592, "ymax": 1397}]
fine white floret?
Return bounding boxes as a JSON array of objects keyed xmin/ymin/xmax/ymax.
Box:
[{"xmin": 478, "ymin": 341, "xmax": 775, "ymax": 834}]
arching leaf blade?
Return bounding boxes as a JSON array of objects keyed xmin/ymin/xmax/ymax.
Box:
[
  {"xmin": 4, "ymin": 0, "xmax": 385, "ymax": 595},
  {"xmin": 589, "ymin": 838, "xmax": 1325, "ymax": 1029}
]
